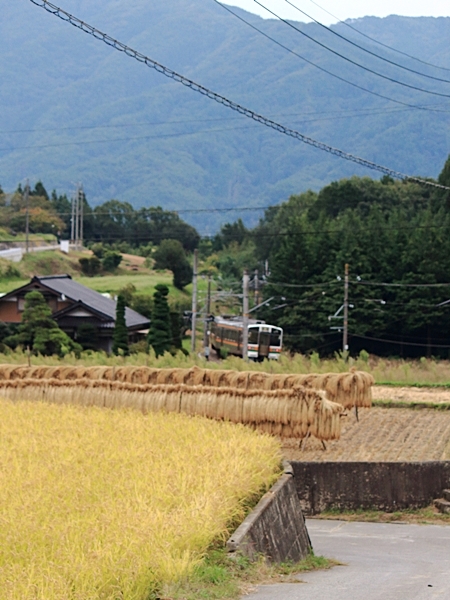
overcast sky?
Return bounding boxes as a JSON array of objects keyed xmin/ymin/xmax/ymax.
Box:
[{"xmin": 222, "ymin": 0, "xmax": 450, "ymax": 26}]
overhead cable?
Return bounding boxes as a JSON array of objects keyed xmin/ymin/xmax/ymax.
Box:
[
  {"xmin": 282, "ymin": 0, "xmax": 450, "ymax": 83},
  {"xmin": 253, "ymin": 0, "xmax": 450, "ymax": 98},
  {"xmin": 27, "ymin": 0, "xmax": 450, "ymax": 190},
  {"xmin": 306, "ymin": 0, "xmax": 450, "ymax": 73},
  {"xmin": 213, "ymin": 0, "xmax": 449, "ymax": 113},
  {"xmin": 350, "ymin": 333, "xmax": 450, "ymax": 348},
  {"xmin": 2, "ymin": 101, "xmax": 450, "ymax": 135}
]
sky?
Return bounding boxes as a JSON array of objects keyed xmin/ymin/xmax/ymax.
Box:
[{"xmin": 223, "ymin": 0, "xmax": 450, "ymax": 26}]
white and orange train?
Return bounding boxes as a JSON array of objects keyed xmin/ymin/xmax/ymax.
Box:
[{"xmin": 210, "ymin": 316, "xmax": 283, "ymax": 361}]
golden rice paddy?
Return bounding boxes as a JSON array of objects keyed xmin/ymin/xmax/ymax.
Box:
[{"xmin": 0, "ymin": 398, "xmax": 281, "ymax": 600}]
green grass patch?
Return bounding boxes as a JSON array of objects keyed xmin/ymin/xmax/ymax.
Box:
[
  {"xmin": 377, "ymin": 381, "xmax": 450, "ymax": 388},
  {"xmin": 76, "ymin": 272, "xmax": 183, "ymax": 298},
  {"xmin": 314, "ymin": 506, "xmax": 450, "ymax": 525},
  {"xmin": 373, "ymin": 399, "xmax": 450, "ymax": 410},
  {"xmin": 166, "ymin": 550, "xmax": 338, "ymax": 600}
]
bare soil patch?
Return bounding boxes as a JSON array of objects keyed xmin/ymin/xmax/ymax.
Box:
[{"xmin": 282, "ymin": 407, "xmax": 450, "ymax": 462}]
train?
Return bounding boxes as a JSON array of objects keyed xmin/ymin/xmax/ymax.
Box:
[{"xmin": 210, "ymin": 316, "xmax": 283, "ymax": 361}]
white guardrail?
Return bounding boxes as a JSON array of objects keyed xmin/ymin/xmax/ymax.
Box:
[{"xmin": 0, "ymin": 244, "xmax": 61, "ymax": 262}]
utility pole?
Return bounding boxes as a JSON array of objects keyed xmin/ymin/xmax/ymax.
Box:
[
  {"xmin": 74, "ymin": 185, "xmax": 80, "ymax": 251},
  {"xmin": 254, "ymin": 269, "xmax": 259, "ymax": 306},
  {"xmin": 191, "ymin": 249, "xmax": 198, "ymax": 353},
  {"xmin": 79, "ymin": 184, "xmax": 84, "ymax": 250},
  {"xmin": 242, "ymin": 269, "xmax": 249, "ymax": 361},
  {"xmin": 71, "ymin": 184, "xmax": 84, "ymax": 250},
  {"xmin": 71, "ymin": 189, "xmax": 75, "ymax": 245},
  {"xmin": 203, "ymin": 275, "xmax": 211, "ymax": 360},
  {"xmin": 343, "ymin": 263, "xmax": 349, "ymax": 356},
  {"xmin": 24, "ymin": 180, "xmax": 30, "ymax": 254}
]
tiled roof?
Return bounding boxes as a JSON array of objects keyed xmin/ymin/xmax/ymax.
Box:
[{"xmin": 34, "ymin": 275, "xmax": 149, "ymax": 330}]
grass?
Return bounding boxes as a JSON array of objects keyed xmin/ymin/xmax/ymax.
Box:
[
  {"xmin": 76, "ymin": 272, "xmax": 187, "ymax": 302},
  {"xmin": 314, "ymin": 506, "xmax": 450, "ymax": 526},
  {"xmin": 373, "ymin": 399, "xmax": 450, "ymax": 410},
  {"xmin": 0, "ymin": 398, "xmax": 282, "ymax": 600},
  {"xmin": 0, "ymin": 228, "xmax": 57, "ymax": 243},
  {"xmin": 168, "ymin": 549, "xmax": 338, "ymax": 599},
  {"xmin": 0, "ymin": 348, "xmax": 450, "ymax": 388}
]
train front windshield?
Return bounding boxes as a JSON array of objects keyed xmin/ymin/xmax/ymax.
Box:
[
  {"xmin": 248, "ymin": 328, "xmax": 259, "ymax": 344},
  {"xmin": 270, "ymin": 329, "xmax": 282, "ymax": 347}
]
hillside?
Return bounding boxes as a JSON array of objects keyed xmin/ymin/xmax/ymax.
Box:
[{"xmin": 1, "ymin": 0, "xmax": 450, "ymax": 231}]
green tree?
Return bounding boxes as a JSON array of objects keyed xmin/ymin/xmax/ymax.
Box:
[
  {"xmin": 112, "ymin": 294, "xmax": 129, "ymax": 356},
  {"xmin": 79, "ymin": 256, "xmax": 102, "ymax": 276},
  {"xmin": 102, "ymin": 251, "xmax": 122, "ymax": 272},
  {"xmin": 147, "ymin": 284, "xmax": 172, "ymax": 357},
  {"xmin": 153, "ymin": 239, "xmax": 193, "ymax": 290},
  {"xmin": 76, "ymin": 323, "xmax": 99, "ymax": 351},
  {"xmin": 5, "ymin": 291, "xmax": 81, "ymax": 356}
]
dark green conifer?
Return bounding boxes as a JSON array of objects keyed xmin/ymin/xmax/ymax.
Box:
[
  {"xmin": 112, "ymin": 294, "xmax": 129, "ymax": 355},
  {"xmin": 147, "ymin": 284, "xmax": 172, "ymax": 357}
]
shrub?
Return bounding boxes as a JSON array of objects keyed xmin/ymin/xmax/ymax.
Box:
[{"xmin": 102, "ymin": 251, "xmax": 122, "ymax": 272}]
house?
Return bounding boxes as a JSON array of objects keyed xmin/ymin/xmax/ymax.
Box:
[{"xmin": 0, "ymin": 275, "xmax": 150, "ymax": 352}]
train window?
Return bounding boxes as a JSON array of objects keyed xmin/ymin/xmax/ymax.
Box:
[
  {"xmin": 270, "ymin": 330, "xmax": 281, "ymax": 347},
  {"xmin": 248, "ymin": 328, "xmax": 259, "ymax": 344}
]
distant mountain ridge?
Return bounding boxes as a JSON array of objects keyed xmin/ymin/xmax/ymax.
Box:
[{"xmin": 1, "ymin": 0, "xmax": 449, "ymax": 232}]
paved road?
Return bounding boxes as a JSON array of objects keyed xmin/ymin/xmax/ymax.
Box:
[{"xmin": 245, "ymin": 520, "xmax": 450, "ymax": 600}]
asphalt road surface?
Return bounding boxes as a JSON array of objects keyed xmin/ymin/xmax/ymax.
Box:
[{"xmin": 245, "ymin": 519, "xmax": 450, "ymax": 600}]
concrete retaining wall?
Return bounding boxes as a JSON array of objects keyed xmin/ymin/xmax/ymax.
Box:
[
  {"xmin": 227, "ymin": 467, "xmax": 312, "ymax": 563},
  {"xmin": 291, "ymin": 461, "xmax": 450, "ymax": 514}
]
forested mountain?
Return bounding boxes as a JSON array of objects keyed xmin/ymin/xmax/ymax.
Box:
[{"xmin": 1, "ymin": 0, "xmax": 450, "ymax": 232}]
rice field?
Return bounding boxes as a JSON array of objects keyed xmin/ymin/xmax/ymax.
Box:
[
  {"xmin": 0, "ymin": 399, "xmax": 282, "ymax": 600},
  {"xmin": 282, "ymin": 407, "xmax": 450, "ymax": 462}
]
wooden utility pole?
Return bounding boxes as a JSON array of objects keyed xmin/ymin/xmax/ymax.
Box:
[
  {"xmin": 242, "ymin": 269, "xmax": 249, "ymax": 361},
  {"xmin": 191, "ymin": 249, "xmax": 198, "ymax": 353},
  {"xmin": 343, "ymin": 263, "xmax": 349, "ymax": 355},
  {"xmin": 24, "ymin": 180, "xmax": 30, "ymax": 254},
  {"xmin": 203, "ymin": 275, "xmax": 211, "ymax": 360}
]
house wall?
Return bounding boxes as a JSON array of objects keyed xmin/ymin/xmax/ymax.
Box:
[
  {"xmin": 0, "ymin": 299, "xmax": 22, "ymax": 323},
  {"xmin": 0, "ymin": 295, "xmax": 72, "ymax": 325}
]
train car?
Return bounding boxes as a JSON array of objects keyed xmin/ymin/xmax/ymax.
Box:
[{"xmin": 210, "ymin": 316, "xmax": 283, "ymax": 360}]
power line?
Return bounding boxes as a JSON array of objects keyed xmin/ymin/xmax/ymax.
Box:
[
  {"xmin": 306, "ymin": 0, "xmax": 450, "ymax": 73},
  {"xmin": 26, "ymin": 0, "xmax": 450, "ymax": 191},
  {"xmin": 350, "ymin": 333, "xmax": 450, "ymax": 349},
  {"xmin": 353, "ymin": 280, "xmax": 450, "ymax": 288},
  {"xmin": 213, "ymin": 0, "xmax": 450, "ymax": 113},
  {"xmin": 2, "ymin": 101, "xmax": 450, "ymax": 136},
  {"xmin": 253, "ymin": 0, "xmax": 450, "ymax": 98},
  {"xmin": 0, "ymin": 124, "xmax": 264, "ymax": 153},
  {"xmin": 282, "ymin": 0, "xmax": 450, "ymax": 84}
]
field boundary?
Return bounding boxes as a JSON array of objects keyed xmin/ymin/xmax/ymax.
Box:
[
  {"xmin": 291, "ymin": 461, "xmax": 450, "ymax": 514},
  {"xmin": 377, "ymin": 382, "xmax": 450, "ymax": 388},
  {"xmin": 373, "ymin": 399, "xmax": 450, "ymax": 410}
]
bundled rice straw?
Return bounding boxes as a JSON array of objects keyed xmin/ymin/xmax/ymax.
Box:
[
  {"xmin": 0, "ymin": 378, "xmax": 343, "ymax": 441},
  {"xmin": 0, "ymin": 365, "xmax": 373, "ymax": 409}
]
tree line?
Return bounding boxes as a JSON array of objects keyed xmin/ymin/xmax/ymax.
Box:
[
  {"xmin": 208, "ymin": 156, "xmax": 450, "ymax": 358},
  {"xmin": 3, "ymin": 153, "xmax": 450, "ymax": 358}
]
